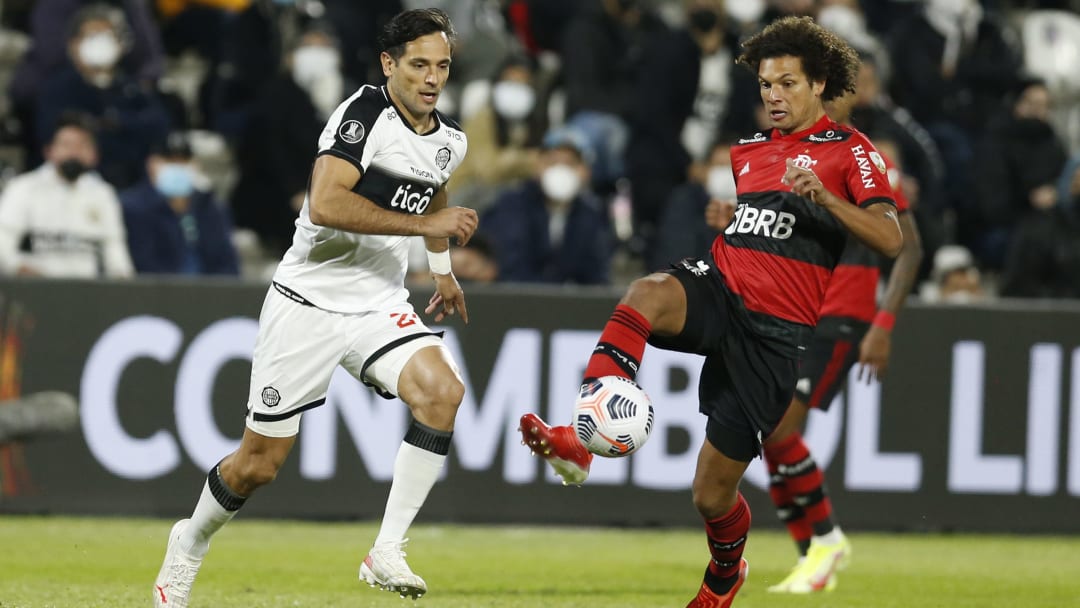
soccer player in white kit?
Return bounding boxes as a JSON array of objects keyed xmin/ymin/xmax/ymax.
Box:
[{"xmin": 153, "ymin": 9, "xmax": 477, "ymax": 606}]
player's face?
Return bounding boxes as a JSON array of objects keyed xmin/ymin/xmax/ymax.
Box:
[
  {"xmin": 758, "ymin": 55, "xmax": 825, "ymax": 135},
  {"xmin": 382, "ymin": 32, "xmax": 451, "ymax": 130}
]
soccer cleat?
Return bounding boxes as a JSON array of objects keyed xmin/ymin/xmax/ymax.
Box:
[
  {"xmin": 153, "ymin": 519, "xmax": 203, "ymax": 607},
  {"xmin": 359, "ymin": 539, "xmax": 427, "ymax": 600},
  {"xmin": 766, "ymin": 533, "xmax": 851, "ymax": 593},
  {"xmin": 686, "ymin": 559, "xmax": 749, "ymax": 608},
  {"xmin": 518, "ymin": 413, "xmax": 592, "ymax": 485}
]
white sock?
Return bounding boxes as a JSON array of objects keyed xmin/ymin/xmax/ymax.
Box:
[
  {"xmin": 178, "ymin": 466, "xmax": 246, "ymax": 557},
  {"xmin": 373, "ymin": 441, "xmax": 447, "ymax": 547},
  {"xmin": 813, "ymin": 526, "xmax": 844, "ymax": 546}
]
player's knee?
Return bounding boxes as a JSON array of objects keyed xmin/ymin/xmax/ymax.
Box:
[
  {"xmin": 692, "ymin": 480, "xmax": 738, "ymax": 520},
  {"xmin": 229, "ymin": 452, "xmax": 284, "ymax": 491},
  {"xmin": 409, "ymin": 377, "xmax": 464, "ymax": 429},
  {"xmin": 622, "ymin": 273, "xmax": 679, "ymax": 322}
]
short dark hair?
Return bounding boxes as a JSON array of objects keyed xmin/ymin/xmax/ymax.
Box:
[
  {"xmin": 737, "ymin": 16, "xmax": 860, "ymax": 102},
  {"xmin": 377, "ymin": 8, "xmax": 456, "ymax": 61},
  {"xmin": 67, "ymin": 2, "xmax": 129, "ymax": 43},
  {"xmin": 51, "ymin": 111, "xmax": 98, "ymax": 144}
]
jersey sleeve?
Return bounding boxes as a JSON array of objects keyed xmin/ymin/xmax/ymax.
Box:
[
  {"xmin": 317, "ymin": 85, "xmax": 386, "ymax": 174},
  {"xmin": 845, "ymin": 134, "xmax": 896, "ymax": 209}
]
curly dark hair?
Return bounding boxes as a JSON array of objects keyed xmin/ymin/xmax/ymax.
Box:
[
  {"xmin": 737, "ymin": 16, "xmax": 860, "ymax": 102},
  {"xmin": 378, "ymin": 8, "xmax": 457, "ymax": 61}
]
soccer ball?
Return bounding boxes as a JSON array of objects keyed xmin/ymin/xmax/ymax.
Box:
[{"xmin": 573, "ymin": 376, "xmax": 654, "ymax": 457}]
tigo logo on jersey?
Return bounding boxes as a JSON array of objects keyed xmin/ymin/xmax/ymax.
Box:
[
  {"xmin": 339, "ymin": 120, "xmax": 365, "ymax": 144},
  {"xmin": 390, "ymin": 184, "xmax": 434, "ymax": 214},
  {"xmin": 724, "ymin": 203, "xmax": 796, "ymax": 239}
]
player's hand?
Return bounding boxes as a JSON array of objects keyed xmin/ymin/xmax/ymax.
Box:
[
  {"xmin": 422, "ymin": 207, "xmax": 478, "ymax": 245},
  {"xmin": 856, "ymin": 324, "xmax": 892, "ymax": 383},
  {"xmin": 705, "ymin": 198, "xmax": 736, "ymax": 231},
  {"xmin": 425, "ymin": 272, "xmax": 469, "ymax": 324},
  {"xmin": 782, "ymin": 158, "xmax": 827, "ymax": 205}
]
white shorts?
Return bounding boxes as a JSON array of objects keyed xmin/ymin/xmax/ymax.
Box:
[{"xmin": 245, "ymin": 286, "xmax": 447, "ymax": 438}]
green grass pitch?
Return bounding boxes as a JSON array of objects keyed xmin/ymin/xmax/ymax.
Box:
[{"xmin": 1, "ymin": 516, "xmax": 1078, "ymax": 607}]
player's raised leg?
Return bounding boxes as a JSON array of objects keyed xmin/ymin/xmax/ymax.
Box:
[
  {"xmin": 358, "ymin": 343, "xmax": 463, "ymax": 599},
  {"xmin": 519, "ymin": 273, "xmax": 686, "ymax": 483}
]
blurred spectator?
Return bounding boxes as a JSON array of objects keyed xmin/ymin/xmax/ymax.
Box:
[
  {"xmin": 1058, "ymin": 154, "xmax": 1080, "ymax": 218},
  {"xmin": 35, "ymin": 4, "xmax": 171, "ymax": 189},
  {"xmin": 9, "ymin": 0, "xmax": 164, "ymax": 167},
  {"xmin": 0, "ymin": 113, "xmax": 134, "ymax": 279},
  {"xmin": 322, "ymin": 0, "xmax": 402, "ymax": 85},
  {"xmin": 120, "ymin": 131, "xmax": 239, "ymax": 276},
  {"xmin": 560, "ymin": 0, "xmax": 667, "ymax": 188},
  {"xmin": 999, "ymin": 202, "xmax": 1080, "ymax": 299},
  {"xmin": 922, "ymin": 244, "xmax": 986, "ymax": 303},
  {"xmin": 625, "ymin": 0, "xmax": 756, "ymax": 269},
  {"xmin": 480, "ymin": 128, "xmax": 612, "ymax": 285},
  {"xmin": 156, "ymin": 0, "xmax": 250, "ymax": 67},
  {"xmin": 888, "ymin": 0, "xmax": 1023, "ymax": 226},
  {"xmin": 504, "ymin": 0, "xmax": 582, "ymax": 56},
  {"xmin": 652, "ymin": 139, "xmax": 735, "ymax": 269},
  {"xmin": 815, "ymin": 0, "xmax": 891, "ymax": 83},
  {"xmin": 448, "ymin": 54, "xmax": 546, "ymax": 211},
  {"xmin": 971, "ymin": 78, "xmax": 1068, "ymax": 269},
  {"xmin": 230, "ymin": 24, "xmax": 343, "ymax": 256},
  {"xmin": 199, "ymin": 0, "xmax": 299, "ymax": 138}
]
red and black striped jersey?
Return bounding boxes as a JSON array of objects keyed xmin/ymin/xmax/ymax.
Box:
[
  {"xmin": 712, "ymin": 115, "xmax": 894, "ymax": 339},
  {"xmin": 818, "ymin": 151, "xmax": 910, "ymax": 322}
]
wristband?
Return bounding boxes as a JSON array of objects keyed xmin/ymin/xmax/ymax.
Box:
[
  {"xmin": 872, "ymin": 310, "xmax": 896, "ymax": 331},
  {"xmin": 427, "ymin": 248, "xmax": 452, "ymax": 275}
]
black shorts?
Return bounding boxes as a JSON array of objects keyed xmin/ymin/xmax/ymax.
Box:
[
  {"xmin": 648, "ymin": 258, "xmax": 806, "ymax": 462},
  {"xmin": 794, "ymin": 316, "xmax": 870, "ymax": 410}
]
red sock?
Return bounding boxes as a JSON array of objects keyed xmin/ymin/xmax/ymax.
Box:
[
  {"xmin": 766, "ymin": 432, "xmax": 834, "ymax": 538},
  {"xmin": 764, "ymin": 439, "xmax": 813, "ymax": 554},
  {"xmin": 702, "ymin": 493, "xmax": 751, "ymax": 593},
  {"xmin": 582, "ymin": 305, "xmax": 651, "ymax": 382}
]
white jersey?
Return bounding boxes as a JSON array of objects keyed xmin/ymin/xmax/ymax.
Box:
[
  {"xmin": 0, "ymin": 164, "xmax": 134, "ymax": 278},
  {"xmin": 273, "ymin": 84, "xmax": 467, "ymax": 313}
]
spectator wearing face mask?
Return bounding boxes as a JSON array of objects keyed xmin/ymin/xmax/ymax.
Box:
[
  {"xmin": 447, "ymin": 54, "xmax": 547, "ymax": 211},
  {"xmin": 921, "ymin": 244, "xmax": 986, "ymax": 304},
  {"xmin": 120, "ymin": 132, "xmax": 239, "ymax": 276},
  {"xmin": 479, "ymin": 128, "xmax": 612, "ymax": 285},
  {"xmin": 0, "ymin": 113, "xmax": 134, "ymax": 279},
  {"xmin": 231, "ymin": 24, "xmax": 347, "ymax": 256},
  {"xmin": 35, "ymin": 4, "xmax": 171, "ymax": 190},
  {"xmin": 652, "ymin": 139, "xmax": 736, "ymax": 270},
  {"xmin": 9, "ymin": 0, "xmax": 164, "ymax": 168}
]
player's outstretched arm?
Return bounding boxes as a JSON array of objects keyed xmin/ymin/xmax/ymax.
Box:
[
  {"xmin": 782, "ymin": 159, "xmax": 903, "ymax": 258},
  {"xmin": 308, "ymin": 155, "xmax": 478, "ymax": 241},
  {"xmin": 858, "ymin": 211, "xmax": 923, "ymax": 381}
]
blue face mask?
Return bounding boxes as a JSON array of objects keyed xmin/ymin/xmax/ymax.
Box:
[{"xmin": 154, "ymin": 163, "xmax": 195, "ymax": 198}]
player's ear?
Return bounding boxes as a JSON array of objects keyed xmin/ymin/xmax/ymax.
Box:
[
  {"xmin": 380, "ymin": 51, "xmax": 395, "ymax": 78},
  {"xmin": 812, "ymin": 79, "xmax": 826, "ymax": 98}
]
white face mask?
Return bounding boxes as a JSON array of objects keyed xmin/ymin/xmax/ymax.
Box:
[
  {"xmin": 78, "ymin": 32, "xmax": 122, "ymax": 69},
  {"xmin": 540, "ymin": 164, "xmax": 582, "ymax": 203},
  {"xmin": 291, "ymin": 45, "xmax": 340, "ymax": 86},
  {"xmin": 491, "ymin": 80, "xmax": 536, "ymax": 121},
  {"xmin": 706, "ymin": 165, "xmax": 737, "ymax": 201}
]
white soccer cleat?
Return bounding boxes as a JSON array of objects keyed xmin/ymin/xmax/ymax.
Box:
[
  {"xmin": 359, "ymin": 539, "xmax": 428, "ymax": 600},
  {"xmin": 153, "ymin": 519, "xmax": 203, "ymax": 607},
  {"xmin": 766, "ymin": 533, "xmax": 851, "ymax": 593}
]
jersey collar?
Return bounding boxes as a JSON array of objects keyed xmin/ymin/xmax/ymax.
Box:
[{"xmin": 772, "ymin": 114, "xmax": 837, "ymax": 142}]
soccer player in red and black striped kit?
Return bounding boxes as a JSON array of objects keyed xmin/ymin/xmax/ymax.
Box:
[
  {"xmin": 520, "ymin": 16, "xmax": 903, "ymax": 607},
  {"xmin": 762, "ymin": 85, "xmax": 924, "ymax": 594}
]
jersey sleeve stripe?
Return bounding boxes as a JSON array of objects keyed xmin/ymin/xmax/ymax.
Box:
[{"xmin": 858, "ymin": 196, "xmax": 896, "ymax": 209}]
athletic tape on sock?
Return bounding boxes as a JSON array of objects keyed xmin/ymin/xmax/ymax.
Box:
[
  {"xmin": 403, "ymin": 419, "xmax": 453, "ymax": 455},
  {"xmin": 208, "ymin": 460, "xmax": 247, "ymax": 511}
]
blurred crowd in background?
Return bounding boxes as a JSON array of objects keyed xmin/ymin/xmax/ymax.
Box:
[{"xmin": 0, "ymin": 0, "xmax": 1079, "ymax": 303}]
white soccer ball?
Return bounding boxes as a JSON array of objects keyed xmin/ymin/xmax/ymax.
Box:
[{"xmin": 573, "ymin": 375, "xmax": 654, "ymax": 457}]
